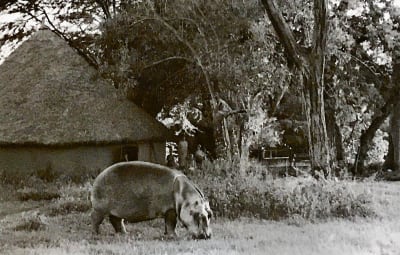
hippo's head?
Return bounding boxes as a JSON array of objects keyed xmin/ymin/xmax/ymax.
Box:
[{"xmin": 179, "ymin": 199, "xmax": 213, "ymax": 239}]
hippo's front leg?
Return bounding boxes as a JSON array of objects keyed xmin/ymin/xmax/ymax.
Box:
[
  {"xmin": 164, "ymin": 209, "xmax": 178, "ymax": 237},
  {"xmin": 109, "ymin": 214, "xmax": 127, "ymax": 234}
]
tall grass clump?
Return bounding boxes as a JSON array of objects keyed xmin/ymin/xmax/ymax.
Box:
[
  {"xmin": 46, "ymin": 181, "xmax": 92, "ymax": 216},
  {"xmin": 187, "ymin": 158, "xmax": 376, "ymax": 221},
  {"xmin": 16, "ymin": 176, "xmax": 60, "ymax": 201}
]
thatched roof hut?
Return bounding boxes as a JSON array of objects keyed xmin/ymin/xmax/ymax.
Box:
[
  {"xmin": 0, "ymin": 28, "xmax": 168, "ymax": 146},
  {"xmin": 0, "ymin": 28, "xmax": 169, "ymax": 177}
]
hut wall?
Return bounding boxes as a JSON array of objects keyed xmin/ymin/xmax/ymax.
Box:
[
  {"xmin": 0, "ymin": 145, "xmax": 117, "ymax": 178},
  {"xmin": 0, "ymin": 142, "xmax": 165, "ymax": 179},
  {"xmin": 138, "ymin": 142, "xmax": 166, "ymax": 164}
]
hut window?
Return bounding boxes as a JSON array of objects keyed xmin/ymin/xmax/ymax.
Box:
[{"xmin": 121, "ymin": 146, "xmax": 138, "ymax": 161}]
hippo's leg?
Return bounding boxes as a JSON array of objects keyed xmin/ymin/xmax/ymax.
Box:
[
  {"xmin": 109, "ymin": 214, "xmax": 127, "ymax": 234},
  {"xmin": 164, "ymin": 209, "xmax": 177, "ymax": 236},
  {"xmin": 91, "ymin": 209, "xmax": 105, "ymax": 234}
]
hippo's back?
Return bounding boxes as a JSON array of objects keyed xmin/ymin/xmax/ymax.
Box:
[{"xmin": 91, "ymin": 161, "xmax": 182, "ymax": 221}]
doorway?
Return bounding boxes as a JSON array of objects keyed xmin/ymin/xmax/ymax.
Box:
[{"xmin": 121, "ymin": 146, "xmax": 138, "ymax": 161}]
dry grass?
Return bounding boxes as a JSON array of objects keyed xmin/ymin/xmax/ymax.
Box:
[
  {"xmin": 0, "ymin": 180, "xmax": 399, "ymax": 255},
  {"xmin": 0, "ymin": 29, "xmax": 170, "ymax": 146}
]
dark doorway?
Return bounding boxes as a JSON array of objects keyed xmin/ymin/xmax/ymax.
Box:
[{"xmin": 121, "ymin": 146, "xmax": 138, "ymax": 161}]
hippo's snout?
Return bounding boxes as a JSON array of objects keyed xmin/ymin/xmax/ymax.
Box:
[{"xmin": 193, "ymin": 232, "xmax": 212, "ymax": 240}]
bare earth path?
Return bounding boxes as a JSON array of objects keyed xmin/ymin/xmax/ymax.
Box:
[{"xmin": 0, "ymin": 181, "xmax": 399, "ymax": 255}]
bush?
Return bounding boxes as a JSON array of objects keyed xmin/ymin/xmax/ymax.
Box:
[
  {"xmin": 13, "ymin": 212, "xmax": 48, "ymax": 231},
  {"xmin": 48, "ymin": 200, "xmax": 91, "ymax": 216},
  {"xmin": 17, "ymin": 187, "xmax": 60, "ymax": 201},
  {"xmin": 46, "ymin": 181, "xmax": 92, "ymax": 216},
  {"xmin": 16, "ymin": 176, "xmax": 60, "ymax": 201},
  {"xmin": 188, "ymin": 158, "xmax": 376, "ymax": 221}
]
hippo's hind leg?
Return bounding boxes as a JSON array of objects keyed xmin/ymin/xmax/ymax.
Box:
[
  {"xmin": 91, "ymin": 209, "xmax": 105, "ymax": 234},
  {"xmin": 164, "ymin": 209, "xmax": 177, "ymax": 236},
  {"xmin": 109, "ymin": 214, "xmax": 127, "ymax": 234}
]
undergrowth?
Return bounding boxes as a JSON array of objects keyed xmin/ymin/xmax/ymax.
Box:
[
  {"xmin": 2, "ymin": 159, "xmax": 376, "ymax": 222},
  {"xmin": 13, "ymin": 211, "xmax": 48, "ymax": 231},
  {"xmin": 188, "ymin": 158, "xmax": 376, "ymax": 221},
  {"xmin": 16, "ymin": 176, "xmax": 60, "ymax": 201}
]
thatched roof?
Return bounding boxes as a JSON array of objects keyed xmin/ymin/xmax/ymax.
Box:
[{"xmin": 0, "ymin": 28, "xmax": 169, "ymax": 146}]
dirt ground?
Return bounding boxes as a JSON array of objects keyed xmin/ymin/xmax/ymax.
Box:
[{"xmin": 0, "ymin": 181, "xmax": 399, "ymax": 255}]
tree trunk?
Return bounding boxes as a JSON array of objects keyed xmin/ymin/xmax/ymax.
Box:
[
  {"xmin": 388, "ymin": 46, "xmax": 400, "ymax": 173},
  {"xmin": 390, "ymin": 102, "xmax": 400, "ymax": 172},
  {"xmin": 302, "ymin": 64, "xmax": 332, "ymax": 176},
  {"xmin": 383, "ymin": 133, "xmax": 394, "ymax": 170},
  {"xmin": 325, "ymin": 97, "xmax": 344, "ymax": 168},
  {"xmin": 383, "ymin": 45, "xmax": 400, "ymax": 172},
  {"xmin": 177, "ymin": 138, "xmax": 188, "ymax": 169},
  {"xmin": 260, "ymin": 0, "xmax": 331, "ymax": 176}
]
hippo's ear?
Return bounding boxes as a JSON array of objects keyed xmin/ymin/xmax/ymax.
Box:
[{"xmin": 205, "ymin": 201, "xmax": 213, "ymax": 218}]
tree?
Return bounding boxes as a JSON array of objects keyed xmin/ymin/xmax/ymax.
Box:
[
  {"xmin": 260, "ymin": 0, "xmax": 332, "ymax": 175},
  {"xmin": 383, "ymin": 44, "xmax": 400, "ymax": 174},
  {"xmin": 97, "ymin": 0, "xmax": 289, "ymax": 160},
  {"xmin": 335, "ymin": 0, "xmax": 400, "ymax": 175},
  {"xmin": 0, "ymin": 0, "xmax": 131, "ymax": 67}
]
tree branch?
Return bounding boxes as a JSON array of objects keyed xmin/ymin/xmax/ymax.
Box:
[
  {"xmin": 93, "ymin": 0, "xmax": 111, "ymax": 19},
  {"xmin": 260, "ymin": 0, "xmax": 303, "ymax": 69},
  {"xmin": 127, "ymin": 14, "xmax": 218, "ymax": 108},
  {"xmin": 312, "ymin": 0, "xmax": 328, "ymax": 57},
  {"xmin": 143, "ymin": 56, "xmax": 193, "ymax": 69},
  {"xmin": 41, "ymin": 10, "xmax": 99, "ymax": 68},
  {"xmin": 312, "ymin": 0, "xmax": 329, "ymax": 88}
]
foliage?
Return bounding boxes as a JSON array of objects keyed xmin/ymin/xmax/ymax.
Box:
[
  {"xmin": 189, "ymin": 159, "xmax": 376, "ymax": 221},
  {"xmin": 367, "ymin": 128, "xmax": 389, "ymax": 164},
  {"xmin": 157, "ymin": 97, "xmax": 203, "ymax": 136},
  {"xmin": 97, "ymin": 0, "xmax": 291, "ymax": 157},
  {"xmin": 327, "ymin": 0, "xmax": 400, "ymax": 167},
  {"xmin": 0, "ymin": 0, "xmax": 105, "ymax": 65}
]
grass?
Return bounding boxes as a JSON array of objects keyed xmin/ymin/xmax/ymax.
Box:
[{"xmin": 1, "ymin": 178, "xmax": 400, "ymax": 255}]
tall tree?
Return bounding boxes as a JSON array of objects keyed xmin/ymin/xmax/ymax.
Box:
[
  {"xmin": 342, "ymin": 0, "xmax": 400, "ymax": 174},
  {"xmin": 260, "ymin": 0, "xmax": 331, "ymax": 175},
  {"xmin": 383, "ymin": 44, "xmax": 400, "ymax": 174}
]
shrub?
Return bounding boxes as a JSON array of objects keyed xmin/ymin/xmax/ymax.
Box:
[
  {"xmin": 48, "ymin": 200, "xmax": 91, "ymax": 216},
  {"xmin": 13, "ymin": 212, "xmax": 48, "ymax": 231},
  {"xmin": 46, "ymin": 181, "xmax": 92, "ymax": 216},
  {"xmin": 17, "ymin": 187, "xmax": 60, "ymax": 201},
  {"xmin": 188, "ymin": 158, "xmax": 376, "ymax": 221},
  {"xmin": 35, "ymin": 164, "xmax": 58, "ymax": 182},
  {"xmin": 16, "ymin": 176, "xmax": 60, "ymax": 201}
]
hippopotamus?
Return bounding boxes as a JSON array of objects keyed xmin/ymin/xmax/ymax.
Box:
[{"xmin": 90, "ymin": 161, "xmax": 212, "ymax": 239}]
